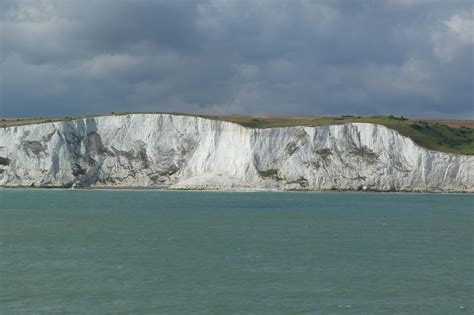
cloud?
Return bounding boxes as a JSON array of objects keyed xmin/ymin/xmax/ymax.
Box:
[
  {"xmin": 432, "ymin": 14, "xmax": 474, "ymax": 62},
  {"xmin": 0, "ymin": 0, "xmax": 472, "ymax": 118}
]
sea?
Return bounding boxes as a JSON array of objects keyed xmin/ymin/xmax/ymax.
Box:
[{"xmin": 0, "ymin": 189, "xmax": 472, "ymax": 314}]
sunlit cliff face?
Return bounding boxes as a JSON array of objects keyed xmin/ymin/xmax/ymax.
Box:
[{"xmin": 0, "ymin": 114, "xmax": 472, "ymax": 192}]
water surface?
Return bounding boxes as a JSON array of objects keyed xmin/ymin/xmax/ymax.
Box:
[{"xmin": 0, "ymin": 190, "xmax": 472, "ymax": 314}]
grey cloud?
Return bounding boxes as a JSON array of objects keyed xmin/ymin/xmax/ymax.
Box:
[{"xmin": 0, "ymin": 0, "xmax": 472, "ymax": 119}]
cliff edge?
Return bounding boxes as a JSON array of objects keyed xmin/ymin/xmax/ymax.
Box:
[{"xmin": 0, "ymin": 114, "xmax": 472, "ymax": 192}]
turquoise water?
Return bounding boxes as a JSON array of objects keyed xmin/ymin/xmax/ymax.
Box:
[{"xmin": 0, "ymin": 190, "xmax": 472, "ymax": 314}]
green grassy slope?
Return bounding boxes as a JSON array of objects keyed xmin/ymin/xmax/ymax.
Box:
[
  {"xmin": 1, "ymin": 113, "xmax": 473, "ymax": 155},
  {"xmin": 204, "ymin": 115, "xmax": 474, "ymax": 155}
]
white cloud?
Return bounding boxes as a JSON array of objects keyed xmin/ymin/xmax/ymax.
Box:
[
  {"xmin": 445, "ymin": 14, "xmax": 474, "ymax": 43},
  {"xmin": 432, "ymin": 14, "xmax": 474, "ymax": 62},
  {"xmin": 79, "ymin": 54, "xmax": 142, "ymax": 79}
]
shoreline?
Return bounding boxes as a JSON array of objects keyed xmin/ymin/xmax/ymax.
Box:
[{"xmin": 1, "ymin": 185, "xmax": 472, "ymax": 194}]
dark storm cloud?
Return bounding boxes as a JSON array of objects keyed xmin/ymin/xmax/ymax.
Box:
[{"xmin": 0, "ymin": 0, "xmax": 472, "ymax": 118}]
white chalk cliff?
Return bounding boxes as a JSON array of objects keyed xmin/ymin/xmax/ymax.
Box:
[{"xmin": 0, "ymin": 114, "xmax": 472, "ymax": 192}]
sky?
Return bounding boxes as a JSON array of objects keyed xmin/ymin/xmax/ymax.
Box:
[{"xmin": 0, "ymin": 0, "xmax": 473, "ymax": 119}]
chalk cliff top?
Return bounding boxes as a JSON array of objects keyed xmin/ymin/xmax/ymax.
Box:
[
  {"xmin": 1, "ymin": 112, "xmax": 473, "ymax": 155},
  {"xmin": 1, "ymin": 113, "xmax": 472, "ymax": 191}
]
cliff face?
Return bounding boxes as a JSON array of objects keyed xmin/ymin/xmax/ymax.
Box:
[{"xmin": 0, "ymin": 114, "xmax": 472, "ymax": 191}]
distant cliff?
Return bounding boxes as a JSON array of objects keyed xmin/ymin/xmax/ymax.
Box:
[{"xmin": 0, "ymin": 114, "xmax": 472, "ymax": 192}]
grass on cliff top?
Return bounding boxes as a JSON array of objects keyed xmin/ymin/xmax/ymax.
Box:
[
  {"xmin": 204, "ymin": 115, "xmax": 473, "ymax": 155},
  {"xmin": 1, "ymin": 113, "xmax": 473, "ymax": 155}
]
